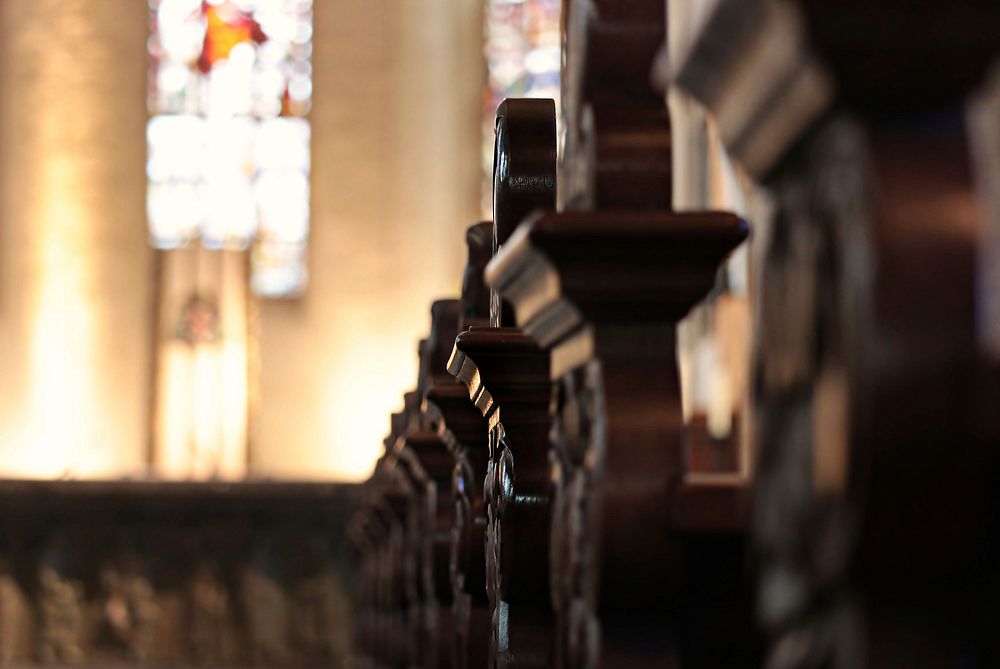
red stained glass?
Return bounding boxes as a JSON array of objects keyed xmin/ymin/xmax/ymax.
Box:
[
  {"xmin": 148, "ymin": 0, "xmax": 313, "ymax": 298},
  {"xmin": 197, "ymin": 2, "xmax": 267, "ymax": 74}
]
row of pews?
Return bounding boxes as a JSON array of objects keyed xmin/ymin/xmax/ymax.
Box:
[
  {"xmin": 348, "ymin": 0, "xmax": 1000, "ymax": 667},
  {"xmin": 0, "ymin": 481, "xmax": 354, "ymax": 666}
]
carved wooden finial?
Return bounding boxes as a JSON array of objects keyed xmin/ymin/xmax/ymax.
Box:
[
  {"xmin": 562, "ymin": 0, "xmax": 672, "ymax": 210},
  {"xmin": 493, "ymin": 98, "xmax": 558, "ymax": 249},
  {"xmin": 461, "ymin": 221, "xmax": 494, "ymax": 329},
  {"xmin": 492, "ymin": 98, "xmax": 557, "ymax": 327},
  {"xmin": 426, "ymin": 300, "xmax": 461, "ymax": 392}
]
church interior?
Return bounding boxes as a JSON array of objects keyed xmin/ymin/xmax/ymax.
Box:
[{"xmin": 0, "ymin": 0, "xmax": 999, "ymax": 667}]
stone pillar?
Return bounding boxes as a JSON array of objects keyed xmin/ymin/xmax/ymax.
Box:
[
  {"xmin": 252, "ymin": 0, "xmax": 484, "ymax": 479},
  {"xmin": 0, "ymin": 0, "xmax": 153, "ymax": 476}
]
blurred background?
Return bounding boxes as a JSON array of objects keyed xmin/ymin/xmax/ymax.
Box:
[
  {"xmin": 0, "ymin": 2, "xmax": 567, "ymax": 665},
  {"xmin": 15, "ymin": 1, "xmax": 995, "ymax": 667},
  {"xmin": 0, "ymin": 0, "xmax": 561, "ymax": 482}
]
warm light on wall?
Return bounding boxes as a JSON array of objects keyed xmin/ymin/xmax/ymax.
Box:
[
  {"xmin": 0, "ymin": 0, "xmax": 151, "ymax": 479},
  {"xmin": 3, "ymin": 149, "xmax": 139, "ymax": 478},
  {"xmin": 324, "ymin": 336, "xmax": 413, "ymax": 481},
  {"xmin": 20, "ymin": 158, "xmax": 98, "ymax": 477}
]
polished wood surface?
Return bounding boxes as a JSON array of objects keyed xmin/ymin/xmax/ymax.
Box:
[{"xmin": 348, "ymin": 1, "xmax": 1000, "ymax": 668}]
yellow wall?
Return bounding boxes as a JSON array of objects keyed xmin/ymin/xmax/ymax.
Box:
[
  {"xmin": 0, "ymin": 0, "xmax": 483, "ymax": 480},
  {"xmin": 0, "ymin": 0, "xmax": 153, "ymax": 477},
  {"xmin": 251, "ymin": 0, "xmax": 485, "ymax": 480}
]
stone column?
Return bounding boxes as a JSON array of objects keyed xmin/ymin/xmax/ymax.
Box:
[
  {"xmin": 0, "ymin": 0, "xmax": 153, "ymax": 477},
  {"xmin": 252, "ymin": 0, "xmax": 484, "ymax": 479}
]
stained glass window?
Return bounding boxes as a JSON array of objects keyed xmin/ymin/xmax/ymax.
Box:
[
  {"xmin": 147, "ymin": 0, "xmax": 312, "ymax": 298},
  {"xmin": 483, "ymin": 0, "xmax": 561, "ymax": 195}
]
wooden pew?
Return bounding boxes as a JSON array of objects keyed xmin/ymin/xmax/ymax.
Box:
[
  {"xmin": 405, "ymin": 301, "xmax": 463, "ymax": 668},
  {"xmin": 353, "ymin": 227, "xmax": 495, "ymax": 668},
  {"xmin": 448, "ymin": 326, "xmax": 554, "ymax": 668},
  {"xmin": 358, "ymin": 304, "xmax": 458, "ymax": 668},
  {"xmin": 672, "ymin": 0, "xmax": 1000, "ymax": 665},
  {"xmin": 446, "ymin": 97, "xmax": 559, "ymax": 668},
  {"xmin": 487, "ymin": 209, "xmax": 756, "ymax": 667},
  {"xmin": 423, "ymin": 222, "xmax": 494, "ymax": 669},
  {"xmin": 480, "ymin": 0, "xmax": 762, "ymax": 666},
  {"xmin": 0, "ymin": 481, "xmax": 355, "ymax": 667},
  {"xmin": 422, "ymin": 379, "xmax": 490, "ymax": 669},
  {"xmin": 351, "ymin": 2, "xmax": 1000, "ymax": 667}
]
